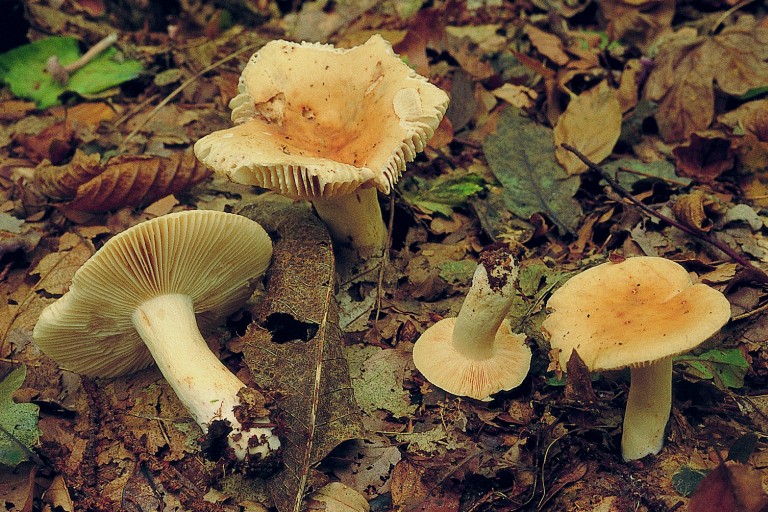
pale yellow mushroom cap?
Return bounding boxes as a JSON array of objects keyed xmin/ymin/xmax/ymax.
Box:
[
  {"xmin": 33, "ymin": 210, "xmax": 272, "ymax": 378},
  {"xmin": 194, "ymin": 34, "xmax": 450, "ymax": 199},
  {"xmin": 542, "ymin": 256, "xmax": 732, "ymax": 372},
  {"xmin": 412, "ymin": 318, "xmax": 531, "ymax": 401}
]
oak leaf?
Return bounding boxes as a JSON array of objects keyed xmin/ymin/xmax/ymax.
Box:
[
  {"xmin": 644, "ymin": 16, "xmax": 768, "ymax": 142},
  {"xmin": 34, "ymin": 149, "xmax": 211, "ymax": 212}
]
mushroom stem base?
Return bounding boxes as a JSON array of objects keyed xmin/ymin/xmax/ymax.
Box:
[
  {"xmin": 622, "ymin": 358, "xmax": 672, "ymax": 461},
  {"xmin": 312, "ymin": 187, "xmax": 386, "ymax": 261},
  {"xmin": 132, "ymin": 293, "xmax": 279, "ymax": 460}
]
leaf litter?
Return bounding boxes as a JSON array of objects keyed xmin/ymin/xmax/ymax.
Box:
[{"xmin": 0, "ymin": 1, "xmax": 768, "ymax": 511}]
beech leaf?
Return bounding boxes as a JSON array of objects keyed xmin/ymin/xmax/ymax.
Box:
[
  {"xmin": 484, "ymin": 107, "xmax": 583, "ymax": 234},
  {"xmin": 554, "ymin": 81, "xmax": 622, "ymax": 175},
  {"xmin": 34, "ymin": 149, "xmax": 212, "ymax": 212},
  {"xmin": 238, "ymin": 197, "xmax": 363, "ymax": 512},
  {"xmin": 644, "ymin": 17, "xmax": 768, "ymax": 141}
]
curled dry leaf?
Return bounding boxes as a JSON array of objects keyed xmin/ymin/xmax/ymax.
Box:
[
  {"xmin": 34, "ymin": 149, "xmax": 211, "ymax": 212},
  {"xmin": 554, "ymin": 81, "xmax": 622, "ymax": 175},
  {"xmin": 671, "ymin": 191, "xmax": 724, "ymax": 234}
]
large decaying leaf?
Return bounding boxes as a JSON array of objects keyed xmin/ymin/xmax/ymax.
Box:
[
  {"xmin": 643, "ymin": 16, "xmax": 768, "ymax": 141},
  {"xmin": 483, "ymin": 107, "xmax": 583, "ymax": 234},
  {"xmin": 238, "ymin": 197, "xmax": 363, "ymax": 512},
  {"xmin": 34, "ymin": 149, "xmax": 212, "ymax": 212},
  {"xmin": 0, "ymin": 36, "xmax": 143, "ymax": 108},
  {"xmin": 554, "ymin": 81, "xmax": 622, "ymax": 175},
  {"xmin": 0, "ymin": 366, "xmax": 40, "ymax": 467},
  {"xmin": 688, "ymin": 461, "xmax": 768, "ymax": 512}
]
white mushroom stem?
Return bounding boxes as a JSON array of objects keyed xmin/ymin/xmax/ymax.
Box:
[
  {"xmin": 312, "ymin": 187, "xmax": 386, "ymax": 260},
  {"xmin": 452, "ymin": 261, "xmax": 517, "ymax": 359},
  {"xmin": 621, "ymin": 358, "xmax": 672, "ymax": 461},
  {"xmin": 131, "ymin": 293, "xmax": 280, "ymax": 460}
]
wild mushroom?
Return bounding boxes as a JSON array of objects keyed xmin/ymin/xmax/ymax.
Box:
[
  {"xmin": 412, "ymin": 248, "xmax": 532, "ymax": 401},
  {"xmin": 33, "ymin": 210, "xmax": 280, "ymax": 462},
  {"xmin": 194, "ymin": 35, "xmax": 449, "ymax": 261},
  {"xmin": 541, "ymin": 256, "xmax": 731, "ymax": 461}
]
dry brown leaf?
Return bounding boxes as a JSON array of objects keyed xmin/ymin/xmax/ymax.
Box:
[
  {"xmin": 238, "ymin": 196, "xmax": 363, "ymax": 512},
  {"xmin": 601, "ymin": 0, "xmax": 675, "ymax": 50},
  {"xmin": 644, "ymin": 16, "xmax": 768, "ymax": 142},
  {"xmin": 0, "ymin": 462, "xmax": 36, "ymax": 512},
  {"xmin": 672, "ymin": 192, "xmax": 720, "ymax": 234},
  {"xmin": 34, "ymin": 149, "xmax": 211, "ymax": 212},
  {"xmin": 525, "ymin": 25, "xmax": 569, "ymax": 66},
  {"xmin": 689, "ymin": 461, "xmax": 768, "ymax": 512},
  {"xmin": 672, "ymin": 133, "xmax": 735, "ymax": 183},
  {"xmin": 554, "ymin": 81, "xmax": 622, "ymax": 175},
  {"xmin": 390, "ymin": 460, "xmax": 429, "ymax": 508}
]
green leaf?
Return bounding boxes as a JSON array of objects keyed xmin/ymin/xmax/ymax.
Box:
[
  {"xmin": 675, "ymin": 348, "xmax": 749, "ymax": 389},
  {"xmin": 401, "ymin": 173, "xmax": 486, "ymax": 217},
  {"xmin": 483, "ymin": 108, "xmax": 583, "ymax": 234},
  {"xmin": 727, "ymin": 433, "xmax": 758, "ymax": 464},
  {"xmin": 672, "ymin": 465, "xmax": 708, "ymax": 497},
  {"xmin": 0, "ymin": 366, "xmax": 40, "ymax": 467},
  {"xmin": 0, "ymin": 36, "xmax": 143, "ymax": 108},
  {"xmin": 603, "ymin": 158, "xmax": 690, "ymax": 190}
]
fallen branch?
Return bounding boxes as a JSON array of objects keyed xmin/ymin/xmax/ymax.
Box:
[{"xmin": 560, "ymin": 143, "xmax": 761, "ymax": 273}]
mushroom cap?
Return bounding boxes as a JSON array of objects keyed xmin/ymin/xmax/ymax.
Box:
[
  {"xmin": 542, "ymin": 256, "xmax": 731, "ymax": 372},
  {"xmin": 33, "ymin": 210, "xmax": 273, "ymax": 378},
  {"xmin": 194, "ymin": 34, "xmax": 449, "ymax": 200},
  {"xmin": 412, "ymin": 318, "xmax": 532, "ymax": 401}
]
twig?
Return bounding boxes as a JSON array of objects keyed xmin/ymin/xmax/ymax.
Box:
[
  {"xmin": 47, "ymin": 33, "xmax": 118, "ymax": 85},
  {"xmin": 560, "ymin": 143, "xmax": 759, "ymax": 271}
]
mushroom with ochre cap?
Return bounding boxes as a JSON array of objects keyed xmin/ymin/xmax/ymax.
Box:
[
  {"xmin": 541, "ymin": 256, "xmax": 731, "ymax": 461},
  {"xmin": 194, "ymin": 35, "xmax": 450, "ymax": 261},
  {"xmin": 412, "ymin": 248, "xmax": 532, "ymax": 401},
  {"xmin": 33, "ymin": 210, "xmax": 280, "ymax": 463}
]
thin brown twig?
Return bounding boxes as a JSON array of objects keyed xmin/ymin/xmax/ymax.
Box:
[{"xmin": 560, "ymin": 143, "xmax": 759, "ymax": 271}]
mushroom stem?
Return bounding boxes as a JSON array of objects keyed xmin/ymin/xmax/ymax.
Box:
[
  {"xmin": 452, "ymin": 262, "xmax": 517, "ymax": 359},
  {"xmin": 312, "ymin": 187, "xmax": 386, "ymax": 260},
  {"xmin": 622, "ymin": 358, "xmax": 672, "ymax": 461},
  {"xmin": 132, "ymin": 293, "xmax": 279, "ymax": 460}
]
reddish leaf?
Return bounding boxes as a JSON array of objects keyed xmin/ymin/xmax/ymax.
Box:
[
  {"xmin": 34, "ymin": 149, "xmax": 212, "ymax": 212},
  {"xmin": 672, "ymin": 133, "xmax": 735, "ymax": 184},
  {"xmin": 689, "ymin": 461, "xmax": 768, "ymax": 512}
]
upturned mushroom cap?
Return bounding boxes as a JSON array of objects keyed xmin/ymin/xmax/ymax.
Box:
[
  {"xmin": 413, "ymin": 318, "xmax": 531, "ymax": 401},
  {"xmin": 193, "ymin": 34, "xmax": 450, "ymax": 199},
  {"xmin": 542, "ymin": 256, "xmax": 732, "ymax": 371},
  {"xmin": 33, "ymin": 210, "xmax": 273, "ymax": 378}
]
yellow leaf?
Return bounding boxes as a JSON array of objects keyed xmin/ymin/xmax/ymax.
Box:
[{"xmin": 554, "ymin": 81, "xmax": 622, "ymax": 175}]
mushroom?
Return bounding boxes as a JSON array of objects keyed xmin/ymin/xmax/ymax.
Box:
[
  {"xmin": 541, "ymin": 256, "xmax": 731, "ymax": 461},
  {"xmin": 412, "ymin": 248, "xmax": 532, "ymax": 401},
  {"xmin": 33, "ymin": 210, "xmax": 280, "ymax": 462},
  {"xmin": 194, "ymin": 35, "xmax": 449, "ymax": 261}
]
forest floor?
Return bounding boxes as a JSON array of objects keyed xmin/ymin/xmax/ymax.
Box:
[{"xmin": 2, "ymin": 0, "xmax": 768, "ymax": 511}]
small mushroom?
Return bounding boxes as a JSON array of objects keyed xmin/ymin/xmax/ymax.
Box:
[
  {"xmin": 194, "ymin": 35, "xmax": 449, "ymax": 261},
  {"xmin": 412, "ymin": 249, "xmax": 532, "ymax": 401},
  {"xmin": 541, "ymin": 256, "xmax": 731, "ymax": 461},
  {"xmin": 33, "ymin": 210, "xmax": 280, "ymax": 462}
]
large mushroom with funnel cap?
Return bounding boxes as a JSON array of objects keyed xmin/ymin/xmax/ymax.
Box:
[
  {"xmin": 194, "ymin": 35, "xmax": 450, "ymax": 261},
  {"xmin": 542, "ymin": 256, "xmax": 731, "ymax": 461},
  {"xmin": 33, "ymin": 209, "xmax": 280, "ymax": 463}
]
